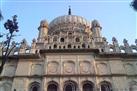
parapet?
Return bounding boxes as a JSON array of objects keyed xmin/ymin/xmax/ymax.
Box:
[
  {"xmin": 101, "ymin": 37, "xmax": 137, "ymax": 54},
  {"xmin": 0, "ymin": 37, "xmax": 136, "ymax": 56}
]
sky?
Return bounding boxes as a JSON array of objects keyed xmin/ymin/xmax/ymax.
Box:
[{"xmin": 0, "ymin": 0, "xmax": 137, "ymax": 45}]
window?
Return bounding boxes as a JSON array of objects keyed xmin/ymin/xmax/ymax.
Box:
[
  {"xmin": 14, "ymin": 51, "xmax": 18, "ymax": 55},
  {"xmin": 109, "ymin": 48, "xmax": 113, "ymax": 52},
  {"xmin": 26, "ymin": 49, "xmax": 30, "ymax": 53},
  {"xmin": 75, "ymin": 38, "xmax": 80, "ymax": 42},
  {"xmin": 68, "ymin": 44, "xmax": 71, "ymax": 48},
  {"xmin": 101, "ymin": 49, "xmax": 104, "ymax": 52},
  {"xmin": 35, "ymin": 50, "xmax": 38, "ymax": 54},
  {"xmin": 49, "ymin": 46, "xmax": 51, "ymax": 49},
  {"xmin": 132, "ymin": 49, "xmax": 137, "ymax": 53},
  {"xmin": 121, "ymin": 49, "xmax": 125, "ymax": 53},
  {"xmin": 82, "ymin": 44, "xmax": 86, "ymax": 48},
  {"xmin": 88, "ymin": 45, "xmax": 90, "ymax": 48},
  {"xmin": 59, "ymin": 46, "xmax": 61, "ymax": 49},
  {"xmin": 68, "ymin": 32, "xmax": 72, "ymax": 36},
  {"xmin": 60, "ymin": 38, "xmax": 65, "ymax": 42},
  {"xmin": 54, "ymin": 44, "xmax": 57, "ymax": 49},
  {"xmin": 78, "ymin": 46, "xmax": 80, "ymax": 48}
]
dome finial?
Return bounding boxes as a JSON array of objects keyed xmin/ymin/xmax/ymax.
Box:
[{"xmin": 68, "ymin": 6, "xmax": 71, "ymax": 15}]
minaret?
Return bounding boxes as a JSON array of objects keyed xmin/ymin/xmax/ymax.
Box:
[
  {"xmin": 38, "ymin": 20, "xmax": 48, "ymax": 42},
  {"xmin": 91, "ymin": 19, "xmax": 102, "ymax": 42},
  {"xmin": 68, "ymin": 6, "xmax": 71, "ymax": 15}
]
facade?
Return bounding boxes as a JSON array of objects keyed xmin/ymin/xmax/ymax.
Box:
[{"xmin": 0, "ymin": 8, "xmax": 137, "ymax": 91}]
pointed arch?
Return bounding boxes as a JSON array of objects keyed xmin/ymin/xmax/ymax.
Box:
[
  {"xmin": 64, "ymin": 80, "xmax": 78, "ymax": 91},
  {"xmin": 99, "ymin": 81, "xmax": 112, "ymax": 91},
  {"xmin": 29, "ymin": 82, "xmax": 40, "ymax": 91},
  {"xmin": 47, "ymin": 81, "xmax": 59, "ymax": 91},
  {"xmin": 82, "ymin": 80, "xmax": 94, "ymax": 91}
]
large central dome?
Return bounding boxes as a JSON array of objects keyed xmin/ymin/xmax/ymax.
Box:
[{"xmin": 48, "ymin": 15, "xmax": 91, "ymax": 34}]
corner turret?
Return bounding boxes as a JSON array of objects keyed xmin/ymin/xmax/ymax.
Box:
[
  {"xmin": 91, "ymin": 19, "xmax": 102, "ymax": 42},
  {"xmin": 38, "ymin": 20, "xmax": 48, "ymax": 42}
]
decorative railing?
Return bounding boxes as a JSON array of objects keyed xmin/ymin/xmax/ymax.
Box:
[
  {"xmin": 101, "ymin": 37, "xmax": 137, "ymax": 53},
  {"xmin": 0, "ymin": 37, "xmax": 137, "ymax": 56}
]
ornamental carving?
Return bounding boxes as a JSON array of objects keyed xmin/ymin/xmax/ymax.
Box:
[
  {"xmin": 80, "ymin": 61, "xmax": 90, "ymax": 74},
  {"xmin": 97, "ymin": 63, "xmax": 108, "ymax": 75},
  {"xmin": 48, "ymin": 62, "xmax": 59, "ymax": 74},
  {"xmin": 64, "ymin": 61, "xmax": 75, "ymax": 74}
]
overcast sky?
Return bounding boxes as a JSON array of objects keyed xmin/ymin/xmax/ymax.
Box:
[{"xmin": 0, "ymin": 0, "xmax": 137, "ymax": 45}]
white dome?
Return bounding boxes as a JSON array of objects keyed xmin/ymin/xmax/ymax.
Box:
[
  {"xmin": 92, "ymin": 19, "xmax": 101, "ymax": 27},
  {"xmin": 40, "ymin": 20, "xmax": 48, "ymax": 28},
  {"xmin": 48, "ymin": 15, "xmax": 91, "ymax": 34}
]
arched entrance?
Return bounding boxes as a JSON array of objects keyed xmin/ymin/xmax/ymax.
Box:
[
  {"xmin": 31, "ymin": 86, "xmax": 39, "ymax": 91},
  {"xmin": 47, "ymin": 81, "xmax": 58, "ymax": 91},
  {"xmin": 48, "ymin": 84, "xmax": 58, "ymax": 91},
  {"xmin": 100, "ymin": 81, "xmax": 112, "ymax": 91},
  {"xmin": 83, "ymin": 81, "xmax": 94, "ymax": 91},
  {"xmin": 30, "ymin": 82, "xmax": 40, "ymax": 91},
  {"xmin": 64, "ymin": 80, "xmax": 77, "ymax": 91}
]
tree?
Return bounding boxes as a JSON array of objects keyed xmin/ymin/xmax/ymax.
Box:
[
  {"xmin": 131, "ymin": 0, "xmax": 137, "ymax": 11},
  {"xmin": 0, "ymin": 15, "xmax": 19, "ymax": 74},
  {"xmin": 0, "ymin": 10, "xmax": 4, "ymax": 37}
]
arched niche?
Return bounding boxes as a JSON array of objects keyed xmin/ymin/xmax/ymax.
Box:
[
  {"xmin": 64, "ymin": 80, "xmax": 78, "ymax": 91},
  {"xmin": 60, "ymin": 37, "xmax": 65, "ymax": 42},
  {"xmin": 75, "ymin": 37, "xmax": 80, "ymax": 42},
  {"xmin": 53, "ymin": 44, "xmax": 57, "ymax": 49}
]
